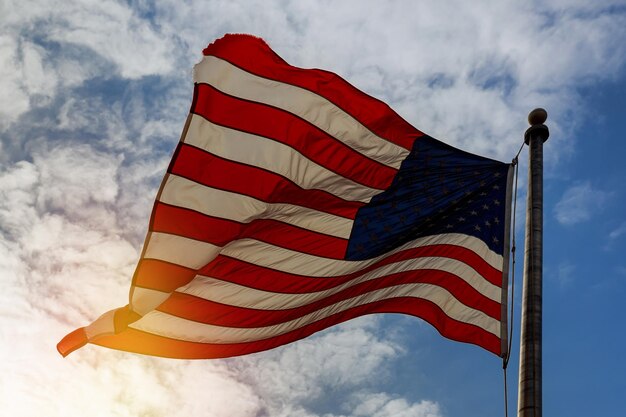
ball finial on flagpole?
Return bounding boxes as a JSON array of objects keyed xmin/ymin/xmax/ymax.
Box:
[
  {"xmin": 528, "ymin": 108, "xmax": 548, "ymax": 126},
  {"xmin": 525, "ymin": 108, "xmax": 549, "ymax": 144}
]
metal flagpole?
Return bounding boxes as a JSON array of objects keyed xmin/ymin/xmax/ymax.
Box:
[{"xmin": 517, "ymin": 108, "xmax": 549, "ymax": 417}]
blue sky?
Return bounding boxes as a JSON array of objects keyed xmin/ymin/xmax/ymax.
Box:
[{"xmin": 1, "ymin": 1, "xmax": 625, "ymax": 416}]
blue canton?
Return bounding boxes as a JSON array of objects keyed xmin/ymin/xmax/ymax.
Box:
[{"xmin": 346, "ymin": 136, "xmax": 511, "ymax": 260}]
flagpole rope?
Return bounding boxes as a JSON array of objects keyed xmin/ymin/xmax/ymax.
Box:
[
  {"xmin": 503, "ymin": 142, "xmax": 523, "ymax": 417},
  {"xmin": 514, "ymin": 140, "xmax": 525, "ymax": 161},
  {"xmin": 504, "ymin": 366, "xmax": 510, "ymax": 417},
  {"xmin": 506, "ymin": 149, "xmax": 522, "ymax": 366}
]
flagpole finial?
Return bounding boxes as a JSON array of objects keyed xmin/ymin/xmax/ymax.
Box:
[
  {"xmin": 528, "ymin": 108, "xmax": 547, "ymax": 126},
  {"xmin": 525, "ymin": 108, "xmax": 549, "ymax": 144}
]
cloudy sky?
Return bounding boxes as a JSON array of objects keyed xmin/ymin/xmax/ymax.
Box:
[{"xmin": 1, "ymin": 1, "xmax": 626, "ymax": 416}]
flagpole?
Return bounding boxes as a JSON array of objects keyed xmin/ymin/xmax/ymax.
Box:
[{"xmin": 517, "ymin": 108, "xmax": 549, "ymax": 417}]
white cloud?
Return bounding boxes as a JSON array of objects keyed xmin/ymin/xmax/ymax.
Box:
[
  {"xmin": 34, "ymin": 145, "xmax": 121, "ymax": 211},
  {"xmin": 604, "ymin": 222, "xmax": 626, "ymax": 251},
  {"xmin": 239, "ymin": 318, "xmax": 399, "ymax": 404},
  {"xmin": 609, "ymin": 222, "xmax": 626, "ymax": 241},
  {"xmin": 556, "ymin": 261, "xmax": 575, "ymax": 287},
  {"xmin": 554, "ymin": 181, "xmax": 611, "ymax": 225},
  {"xmin": 44, "ymin": 0, "xmax": 175, "ymax": 79},
  {"xmin": 0, "ymin": 36, "xmax": 42, "ymax": 127},
  {"xmin": 0, "ymin": 0, "xmax": 176, "ymax": 129},
  {"xmin": 351, "ymin": 392, "xmax": 441, "ymax": 417}
]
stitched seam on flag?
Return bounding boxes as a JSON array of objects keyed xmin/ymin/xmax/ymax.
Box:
[
  {"xmin": 219, "ymin": 234, "xmax": 504, "ymax": 276},
  {"xmin": 130, "ymin": 284, "xmax": 500, "ymax": 343},
  {"xmin": 167, "ymin": 159, "xmax": 359, "ymax": 220},
  {"xmin": 149, "ymin": 211, "xmax": 347, "ymax": 260},
  {"xmin": 184, "ymin": 262, "xmax": 500, "ymax": 305},
  {"xmin": 196, "ymin": 54, "xmax": 419, "ymax": 153},
  {"xmin": 181, "ymin": 134, "xmax": 374, "ymax": 208},
  {"xmin": 210, "ymin": 240, "xmax": 501, "ymax": 283},
  {"xmin": 189, "ymin": 82, "xmax": 392, "ymax": 176},
  {"xmin": 152, "ymin": 200, "xmax": 351, "ymax": 249},
  {"xmin": 143, "ymin": 232, "xmax": 222, "ymax": 270},
  {"xmin": 161, "ymin": 282, "xmax": 500, "ymax": 329},
  {"xmin": 188, "ymin": 88, "xmax": 393, "ymax": 194},
  {"xmin": 193, "ymin": 56, "xmax": 409, "ymax": 169},
  {"xmin": 203, "ymin": 37, "xmax": 423, "ymax": 151},
  {"xmin": 178, "ymin": 142, "xmax": 367, "ymax": 212},
  {"xmin": 172, "ymin": 269, "xmax": 500, "ymax": 318},
  {"xmin": 162, "ymin": 276, "xmax": 500, "ymax": 327},
  {"xmin": 132, "ymin": 295, "xmax": 500, "ymax": 345},
  {"xmin": 169, "ymin": 142, "xmax": 364, "ymax": 219},
  {"xmin": 143, "ymin": 231, "xmax": 347, "ymax": 262},
  {"xmin": 132, "ymin": 242, "xmax": 501, "ymax": 298},
  {"xmin": 156, "ymin": 192, "xmax": 352, "ymax": 243},
  {"xmin": 163, "ymin": 278, "xmax": 500, "ymax": 328},
  {"xmin": 184, "ymin": 255, "xmax": 501, "ymax": 303},
  {"xmin": 132, "ymin": 279, "xmax": 499, "ymax": 327},
  {"xmin": 133, "ymin": 257, "xmax": 196, "ymax": 273},
  {"xmin": 158, "ymin": 175, "xmax": 354, "ymax": 239},
  {"xmin": 121, "ymin": 303, "xmax": 498, "ymax": 354},
  {"xmin": 130, "ymin": 258, "xmax": 198, "ymax": 296},
  {"xmin": 211, "ymin": 249, "xmax": 500, "ymax": 291},
  {"xmin": 200, "ymin": 256, "xmax": 499, "ymax": 297}
]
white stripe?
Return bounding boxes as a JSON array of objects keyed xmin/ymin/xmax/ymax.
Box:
[
  {"xmin": 179, "ymin": 254, "xmax": 501, "ymax": 309},
  {"xmin": 221, "ymin": 233, "xmax": 503, "ymax": 276},
  {"xmin": 130, "ymin": 283, "xmax": 500, "ymax": 344},
  {"xmin": 143, "ymin": 232, "xmax": 221, "ymax": 270},
  {"xmin": 184, "ymin": 114, "xmax": 381, "ymax": 202},
  {"xmin": 193, "ymin": 56, "xmax": 409, "ymax": 169},
  {"xmin": 130, "ymin": 287, "xmax": 171, "ymax": 315},
  {"xmin": 85, "ymin": 309, "xmax": 116, "ymax": 340},
  {"xmin": 159, "ymin": 174, "xmax": 354, "ymax": 239}
]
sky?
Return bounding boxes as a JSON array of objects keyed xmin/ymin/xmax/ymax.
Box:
[{"xmin": 1, "ymin": 0, "xmax": 626, "ymax": 416}]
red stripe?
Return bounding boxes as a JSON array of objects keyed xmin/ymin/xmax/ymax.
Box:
[
  {"xmin": 202, "ymin": 34, "xmax": 422, "ymax": 151},
  {"xmin": 132, "ymin": 259, "xmax": 197, "ymax": 293},
  {"xmin": 135, "ymin": 242, "xmax": 500, "ymax": 295},
  {"xmin": 93, "ymin": 297, "xmax": 501, "ymax": 358},
  {"xmin": 57, "ymin": 328, "xmax": 88, "ymax": 357},
  {"xmin": 170, "ymin": 143, "xmax": 362, "ymax": 219},
  {"xmin": 151, "ymin": 203, "xmax": 348, "ymax": 260},
  {"xmin": 160, "ymin": 268, "xmax": 501, "ymax": 325},
  {"xmin": 192, "ymin": 83, "xmax": 397, "ymax": 190},
  {"xmin": 192, "ymin": 244, "xmax": 502, "ymax": 294}
]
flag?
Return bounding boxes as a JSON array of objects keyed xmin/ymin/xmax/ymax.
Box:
[{"xmin": 58, "ymin": 34, "xmax": 513, "ymax": 359}]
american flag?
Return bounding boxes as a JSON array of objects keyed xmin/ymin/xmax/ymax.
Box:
[{"xmin": 58, "ymin": 34, "xmax": 512, "ymax": 359}]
